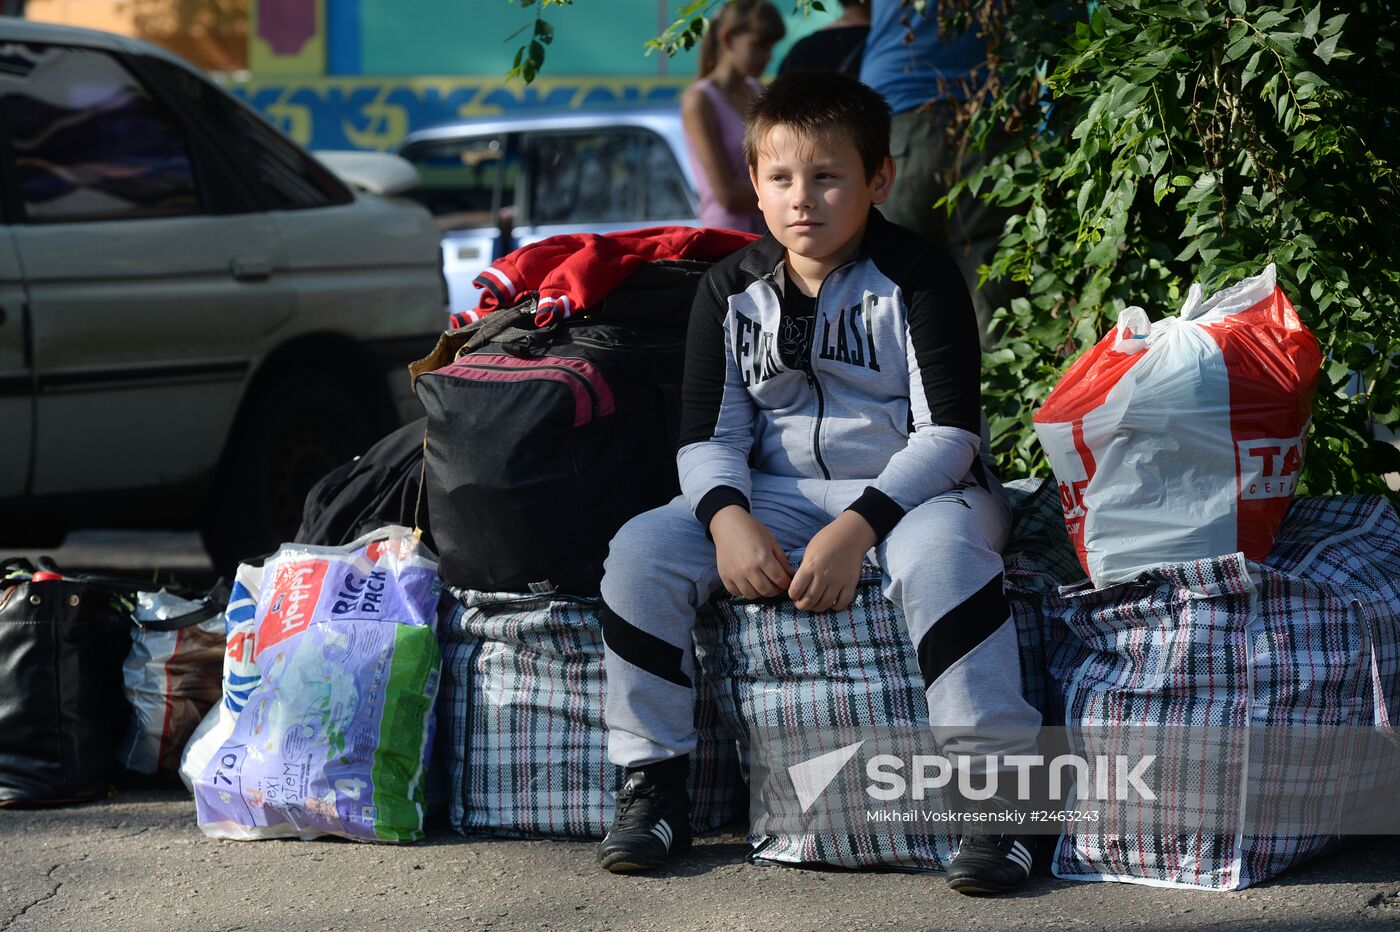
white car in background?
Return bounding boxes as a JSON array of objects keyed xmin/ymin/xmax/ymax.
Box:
[
  {"xmin": 398, "ymin": 106, "xmax": 700, "ymax": 314},
  {"xmin": 0, "ymin": 18, "xmax": 445, "ymax": 567}
]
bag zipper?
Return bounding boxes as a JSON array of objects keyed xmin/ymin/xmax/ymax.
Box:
[
  {"xmin": 444, "ymin": 355, "xmax": 613, "ymax": 425},
  {"xmin": 457, "ymin": 361, "xmax": 601, "ymax": 419}
]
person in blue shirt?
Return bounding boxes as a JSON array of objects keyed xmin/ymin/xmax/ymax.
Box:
[{"xmin": 859, "ymin": 0, "xmax": 1015, "ymax": 348}]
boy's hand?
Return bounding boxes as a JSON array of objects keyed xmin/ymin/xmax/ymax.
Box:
[
  {"xmin": 789, "ymin": 511, "xmax": 877, "ymax": 613},
  {"xmin": 710, "ymin": 505, "xmax": 794, "ymax": 599}
]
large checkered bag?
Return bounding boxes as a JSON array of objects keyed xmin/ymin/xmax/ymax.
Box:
[
  {"xmin": 695, "ymin": 484, "xmax": 1086, "ymax": 870},
  {"xmin": 1003, "ymin": 478, "xmax": 1092, "ymax": 725},
  {"xmin": 438, "ymin": 588, "xmax": 744, "ymax": 838},
  {"xmin": 697, "ymin": 560, "xmax": 954, "ymax": 871},
  {"xmin": 1048, "ymin": 495, "xmax": 1400, "ymax": 890}
]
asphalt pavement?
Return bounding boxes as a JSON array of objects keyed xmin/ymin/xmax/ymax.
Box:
[
  {"xmin": 4, "ymin": 786, "xmax": 1400, "ymax": 932},
  {"xmin": 4, "ymin": 532, "xmax": 1400, "ymax": 931}
]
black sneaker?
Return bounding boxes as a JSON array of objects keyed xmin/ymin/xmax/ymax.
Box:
[
  {"xmin": 945, "ymin": 833, "xmax": 1035, "ymax": 895},
  {"xmin": 597, "ymin": 768, "xmax": 692, "ymax": 873}
]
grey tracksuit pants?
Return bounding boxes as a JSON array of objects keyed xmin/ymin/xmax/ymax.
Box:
[{"xmin": 600, "ymin": 472, "xmax": 1041, "ymax": 772}]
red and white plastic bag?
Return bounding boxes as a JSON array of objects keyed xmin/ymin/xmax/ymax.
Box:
[{"xmin": 1034, "ymin": 264, "xmax": 1322, "ymax": 588}]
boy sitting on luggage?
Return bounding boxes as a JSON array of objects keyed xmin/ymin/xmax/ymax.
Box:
[{"xmin": 597, "ymin": 70, "xmax": 1041, "ymax": 895}]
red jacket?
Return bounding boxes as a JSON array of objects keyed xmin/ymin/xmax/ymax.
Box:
[{"xmin": 454, "ymin": 226, "xmax": 759, "ymax": 329}]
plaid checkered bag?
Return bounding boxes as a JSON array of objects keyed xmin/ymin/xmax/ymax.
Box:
[
  {"xmin": 696, "ymin": 560, "xmax": 954, "ymax": 871},
  {"xmin": 696, "ymin": 501, "xmax": 1085, "ymax": 871},
  {"xmin": 1004, "ymin": 478, "xmax": 1093, "ymax": 724},
  {"xmin": 1048, "ymin": 495, "xmax": 1400, "ymax": 890},
  {"xmin": 437, "ymin": 588, "xmax": 744, "ymax": 839}
]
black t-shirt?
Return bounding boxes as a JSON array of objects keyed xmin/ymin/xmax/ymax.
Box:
[
  {"xmin": 777, "ymin": 25, "xmax": 870, "ymax": 77},
  {"xmin": 778, "ymin": 268, "xmax": 818, "ymax": 372}
]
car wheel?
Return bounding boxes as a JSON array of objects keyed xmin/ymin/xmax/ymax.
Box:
[{"xmin": 202, "ymin": 370, "xmax": 381, "ymax": 571}]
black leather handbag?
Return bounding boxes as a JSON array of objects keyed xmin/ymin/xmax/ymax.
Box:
[{"xmin": 0, "ymin": 559, "xmax": 133, "ymax": 806}]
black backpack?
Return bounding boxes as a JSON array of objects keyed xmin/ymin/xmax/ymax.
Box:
[
  {"xmin": 415, "ymin": 260, "xmax": 706, "ymax": 595},
  {"xmin": 295, "ymin": 417, "xmax": 434, "ymax": 552}
]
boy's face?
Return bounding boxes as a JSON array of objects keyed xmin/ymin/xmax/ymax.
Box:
[{"xmin": 749, "ymin": 125, "xmax": 894, "ymax": 279}]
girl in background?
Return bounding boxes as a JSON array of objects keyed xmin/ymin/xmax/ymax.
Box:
[{"xmin": 681, "ymin": 0, "xmax": 785, "ymax": 233}]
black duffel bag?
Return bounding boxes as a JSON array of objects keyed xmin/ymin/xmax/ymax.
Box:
[{"xmin": 416, "ymin": 261, "xmax": 704, "ymax": 595}]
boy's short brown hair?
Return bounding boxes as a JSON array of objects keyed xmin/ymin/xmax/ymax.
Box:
[{"xmin": 743, "ymin": 70, "xmax": 892, "ymax": 182}]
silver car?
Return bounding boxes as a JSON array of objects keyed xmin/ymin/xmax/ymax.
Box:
[
  {"xmin": 398, "ymin": 106, "xmax": 699, "ymax": 313},
  {"xmin": 0, "ymin": 18, "xmax": 445, "ymax": 566}
]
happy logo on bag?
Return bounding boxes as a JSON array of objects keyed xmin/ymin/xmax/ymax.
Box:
[
  {"xmin": 257, "ymin": 560, "xmax": 328, "ymax": 657},
  {"xmin": 1238, "ymin": 435, "xmax": 1305, "ymax": 500}
]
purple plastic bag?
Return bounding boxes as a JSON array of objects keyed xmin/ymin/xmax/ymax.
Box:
[{"xmin": 193, "ymin": 527, "xmax": 441, "ymax": 842}]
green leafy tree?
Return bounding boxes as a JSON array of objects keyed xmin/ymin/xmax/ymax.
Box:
[
  {"xmin": 963, "ymin": 0, "xmax": 1399, "ymax": 496},
  {"xmin": 501, "ymin": 0, "xmax": 569, "ymax": 83},
  {"xmin": 502, "ymin": 0, "xmax": 794, "ymax": 78},
  {"xmin": 504, "ymin": 0, "xmax": 1400, "ymax": 495}
]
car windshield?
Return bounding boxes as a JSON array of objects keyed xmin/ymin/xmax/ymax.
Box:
[{"xmin": 399, "ymin": 135, "xmax": 516, "ymax": 233}]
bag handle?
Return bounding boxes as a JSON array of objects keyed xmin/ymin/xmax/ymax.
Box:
[
  {"xmin": 412, "ymin": 424, "xmax": 429, "ymax": 542},
  {"xmin": 1, "ymin": 557, "xmax": 38, "ymax": 579},
  {"xmin": 25, "ymin": 557, "xmax": 230, "ymax": 630},
  {"xmin": 463, "ymin": 297, "xmax": 541, "ymax": 355},
  {"xmin": 130, "ymin": 579, "xmax": 231, "ymax": 632},
  {"xmin": 32, "ymin": 557, "xmax": 187, "ymax": 595}
]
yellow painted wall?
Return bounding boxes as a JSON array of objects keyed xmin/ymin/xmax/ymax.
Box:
[{"xmin": 25, "ymin": 0, "xmax": 249, "ymax": 72}]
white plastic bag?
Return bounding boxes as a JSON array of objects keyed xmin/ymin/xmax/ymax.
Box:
[
  {"xmin": 1034, "ymin": 265, "xmax": 1321, "ymax": 587},
  {"xmin": 118, "ymin": 587, "xmax": 226, "ymax": 774}
]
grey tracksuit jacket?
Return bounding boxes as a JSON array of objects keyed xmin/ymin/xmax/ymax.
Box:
[{"xmin": 676, "ymin": 208, "xmax": 988, "ymax": 539}]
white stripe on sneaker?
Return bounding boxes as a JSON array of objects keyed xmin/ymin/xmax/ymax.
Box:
[
  {"xmin": 1008, "ymin": 841, "xmax": 1032, "ymax": 872},
  {"xmin": 649, "ymin": 819, "xmax": 673, "ymax": 850}
]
